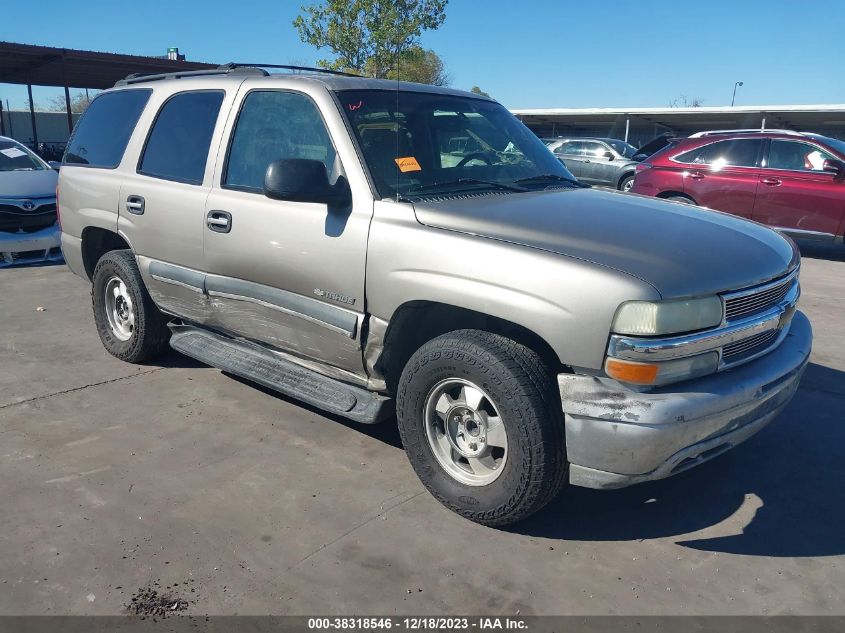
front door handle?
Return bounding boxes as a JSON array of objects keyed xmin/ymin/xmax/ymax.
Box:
[
  {"xmin": 126, "ymin": 195, "xmax": 145, "ymax": 215},
  {"xmin": 206, "ymin": 210, "xmax": 232, "ymax": 233},
  {"xmin": 761, "ymin": 177, "xmax": 782, "ymax": 186},
  {"xmin": 688, "ymin": 171, "xmax": 705, "ymax": 180}
]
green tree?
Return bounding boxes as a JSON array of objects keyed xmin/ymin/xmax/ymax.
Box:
[
  {"xmin": 46, "ymin": 93, "xmax": 94, "ymax": 114},
  {"xmin": 470, "ymin": 86, "xmax": 490, "ymax": 98},
  {"xmin": 293, "ymin": 0, "xmax": 448, "ymax": 78},
  {"xmin": 375, "ymin": 46, "xmax": 450, "ymax": 85}
]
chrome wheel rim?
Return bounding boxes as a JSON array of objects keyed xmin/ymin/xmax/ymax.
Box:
[
  {"xmin": 622, "ymin": 178, "xmax": 634, "ymax": 192},
  {"xmin": 104, "ymin": 275, "xmax": 134, "ymax": 341},
  {"xmin": 423, "ymin": 378, "xmax": 508, "ymax": 486}
]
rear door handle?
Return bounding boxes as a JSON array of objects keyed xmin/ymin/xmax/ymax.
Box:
[
  {"xmin": 761, "ymin": 177, "xmax": 782, "ymax": 186},
  {"xmin": 126, "ymin": 195, "xmax": 145, "ymax": 215},
  {"xmin": 206, "ymin": 210, "xmax": 232, "ymax": 233},
  {"xmin": 689, "ymin": 171, "xmax": 705, "ymax": 180}
]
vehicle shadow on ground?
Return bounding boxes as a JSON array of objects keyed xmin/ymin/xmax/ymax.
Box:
[
  {"xmin": 512, "ymin": 362, "xmax": 845, "ymax": 558},
  {"xmin": 149, "ymin": 348, "xmax": 207, "ymax": 370},
  {"xmin": 795, "ymin": 239, "xmax": 845, "ymax": 262},
  {"xmin": 224, "ymin": 373, "xmax": 405, "ymax": 449}
]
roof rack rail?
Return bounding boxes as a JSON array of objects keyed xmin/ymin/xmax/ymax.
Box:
[
  {"xmin": 218, "ymin": 62, "xmax": 360, "ymax": 77},
  {"xmin": 115, "ymin": 66, "xmax": 268, "ymax": 86},
  {"xmin": 689, "ymin": 129, "xmax": 804, "ymax": 138}
]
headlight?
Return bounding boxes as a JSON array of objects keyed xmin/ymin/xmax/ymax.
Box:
[{"xmin": 611, "ymin": 296, "xmax": 723, "ymax": 336}]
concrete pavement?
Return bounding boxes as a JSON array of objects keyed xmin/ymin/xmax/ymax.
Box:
[{"xmin": 1, "ymin": 246, "xmax": 843, "ymax": 615}]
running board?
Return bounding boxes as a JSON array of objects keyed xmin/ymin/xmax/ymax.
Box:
[{"xmin": 168, "ymin": 325, "xmax": 392, "ymax": 424}]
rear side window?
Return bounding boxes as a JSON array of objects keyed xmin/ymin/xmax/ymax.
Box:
[
  {"xmin": 556, "ymin": 141, "xmax": 584, "ymax": 156},
  {"xmin": 224, "ymin": 91, "xmax": 337, "ymax": 192},
  {"xmin": 675, "ymin": 139, "xmax": 762, "ymax": 168},
  {"xmin": 139, "ymin": 91, "xmax": 225, "ymax": 184},
  {"xmin": 64, "ymin": 89, "xmax": 151, "ymax": 168}
]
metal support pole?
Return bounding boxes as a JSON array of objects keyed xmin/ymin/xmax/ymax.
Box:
[
  {"xmin": 27, "ymin": 83, "xmax": 38, "ymax": 148},
  {"xmin": 0, "ymin": 99, "xmax": 5, "ymax": 136},
  {"xmin": 761, "ymin": 117, "xmax": 766, "ymax": 131},
  {"xmin": 6, "ymin": 99, "xmax": 13, "ymax": 138},
  {"xmin": 61, "ymin": 52, "xmax": 73, "ymax": 133},
  {"xmin": 64, "ymin": 85, "xmax": 73, "ymax": 132},
  {"xmin": 624, "ymin": 118, "xmax": 630, "ymax": 143}
]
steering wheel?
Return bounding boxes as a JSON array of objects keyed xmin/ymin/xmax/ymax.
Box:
[{"xmin": 456, "ymin": 152, "xmax": 494, "ymax": 167}]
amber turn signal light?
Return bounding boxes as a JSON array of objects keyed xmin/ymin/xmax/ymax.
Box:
[{"xmin": 605, "ymin": 358, "xmax": 659, "ymax": 385}]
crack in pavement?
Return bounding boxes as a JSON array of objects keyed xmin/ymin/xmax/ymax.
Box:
[
  {"xmin": 286, "ymin": 490, "xmax": 426, "ymax": 572},
  {"xmin": 0, "ymin": 367, "xmax": 165, "ymax": 411}
]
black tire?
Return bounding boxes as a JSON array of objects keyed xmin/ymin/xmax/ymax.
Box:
[
  {"xmin": 665, "ymin": 194, "xmax": 696, "ymax": 205},
  {"xmin": 619, "ymin": 173, "xmax": 635, "ymax": 192},
  {"xmin": 396, "ymin": 330, "xmax": 567, "ymax": 526},
  {"xmin": 91, "ymin": 249, "xmax": 170, "ymax": 363}
]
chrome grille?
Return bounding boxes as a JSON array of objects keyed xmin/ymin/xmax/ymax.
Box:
[
  {"xmin": 722, "ymin": 329, "xmax": 780, "ymax": 362},
  {"xmin": 724, "ymin": 274, "xmax": 795, "ymax": 321}
]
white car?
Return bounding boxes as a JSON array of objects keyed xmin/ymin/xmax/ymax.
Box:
[{"xmin": 0, "ymin": 136, "xmax": 62, "ymax": 267}]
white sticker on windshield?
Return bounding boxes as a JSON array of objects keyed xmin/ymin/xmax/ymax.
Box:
[{"xmin": 1, "ymin": 147, "xmax": 27, "ymax": 158}]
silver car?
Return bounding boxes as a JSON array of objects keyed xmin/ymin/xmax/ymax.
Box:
[
  {"xmin": 546, "ymin": 137, "xmax": 640, "ymax": 191},
  {"xmin": 58, "ymin": 68, "xmax": 811, "ymax": 526},
  {"xmin": 0, "ymin": 136, "xmax": 61, "ymax": 267}
]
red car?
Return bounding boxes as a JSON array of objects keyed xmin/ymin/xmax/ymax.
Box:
[{"xmin": 631, "ymin": 130, "xmax": 845, "ymax": 241}]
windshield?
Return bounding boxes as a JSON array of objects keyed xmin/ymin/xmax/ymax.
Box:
[
  {"xmin": 605, "ymin": 139, "xmax": 638, "ymax": 158},
  {"xmin": 337, "ymin": 90, "xmax": 579, "ymax": 198},
  {"xmin": 0, "ymin": 140, "xmax": 48, "ymax": 172}
]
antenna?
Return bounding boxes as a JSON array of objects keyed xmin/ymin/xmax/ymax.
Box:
[{"xmin": 395, "ymin": 42, "xmax": 401, "ymax": 202}]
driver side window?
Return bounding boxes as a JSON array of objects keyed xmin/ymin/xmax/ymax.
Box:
[
  {"xmin": 224, "ymin": 90, "xmax": 337, "ymax": 192},
  {"xmin": 582, "ymin": 141, "xmax": 608, "ymax": 158}
]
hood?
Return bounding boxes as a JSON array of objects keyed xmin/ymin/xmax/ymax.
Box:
[
  {"xmin": 0, "ymin": 169, "xmax": 58, "ymax": 199},
  {"xmin": 634, "ymin": 133, "xmax": 677, "ymax": 160},
  {"xmin": 412, "ymin": 188, "xmax": 798, "ymax": 299}
]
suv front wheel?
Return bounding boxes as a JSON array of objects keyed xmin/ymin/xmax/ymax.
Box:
[
  {"xmin": 92, "ymin": 250, "xmax": 170, "ymax": 363},
  {"xmin": 396, "ymin": 330, "xmax": 567, "ymax": 526}
]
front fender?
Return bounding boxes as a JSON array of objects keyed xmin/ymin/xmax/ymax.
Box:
[{"xmin": 365, "ymin": 201, "xmax": 659, "ymax": 371}]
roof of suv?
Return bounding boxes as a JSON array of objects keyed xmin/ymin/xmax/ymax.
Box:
[{"xmin": 113, "ymin": 66, "xmax": 493, "ymax": 101}]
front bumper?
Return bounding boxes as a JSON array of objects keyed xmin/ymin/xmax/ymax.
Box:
[
  {"xmin": 0, "ymin": 224, "xmax": 63, "ymax": 267},
  {"xmin": 560, "ymin": 310, "xmax": 812, "ymax": 489}
]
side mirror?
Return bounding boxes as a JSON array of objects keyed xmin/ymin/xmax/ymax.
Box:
[
  {"xmin": 263, "ymin": 158, "xmax": 351, "ymax": 205},
  {"xmin": 822, "ymin": 158, "xmax": 845, "ymax": 179},
  {"xmin": 48, "ymin": 161, "xmax": 61, "ymax": 171},
  {"xmin": 603, "ymin": 151, "xmax": 615, "ymax": 160}
]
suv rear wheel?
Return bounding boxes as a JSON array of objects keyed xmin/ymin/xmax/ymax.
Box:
[
  {"xmin": 396, "ymin": 330, "xmax": 567, "ymax": 526},
  {"xmin": 92, "ymin": 250, "xmax": 170, "ymax": 363}
]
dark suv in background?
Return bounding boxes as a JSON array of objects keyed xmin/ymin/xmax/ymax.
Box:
[
  {"xmin": 545, "ymin": 137, "xmax": 640, "ymax": 191},
  {"xmin": 631, "ymin": 130, "xmax": 845, "ymax": 241}
]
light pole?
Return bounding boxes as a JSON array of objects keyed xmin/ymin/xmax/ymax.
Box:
[{"xmin": 731, "ymin": 81, "xmax": 744, "ymax": 107}]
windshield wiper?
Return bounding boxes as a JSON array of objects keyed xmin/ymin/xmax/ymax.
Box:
[
  {"xmin": 407, "ymin": 178, "xmax": 527, "ymax": 195},
  {"xmin": 514, "ymin": 174, "xmax": 588, "ymax": 188}
]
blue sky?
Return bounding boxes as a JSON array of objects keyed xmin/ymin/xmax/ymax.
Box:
[{"xmin": 2, "ymin": 0, "xmax": 844, "ymax": 110}]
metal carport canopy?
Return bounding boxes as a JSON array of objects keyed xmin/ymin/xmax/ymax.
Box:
[
  {"xmin": 0, "ymin": 41, "xmax": 216, "ymax": 89},
  {"xmin": 511, "ymin": 104, "xmax": 845, "ymax": 139}
]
